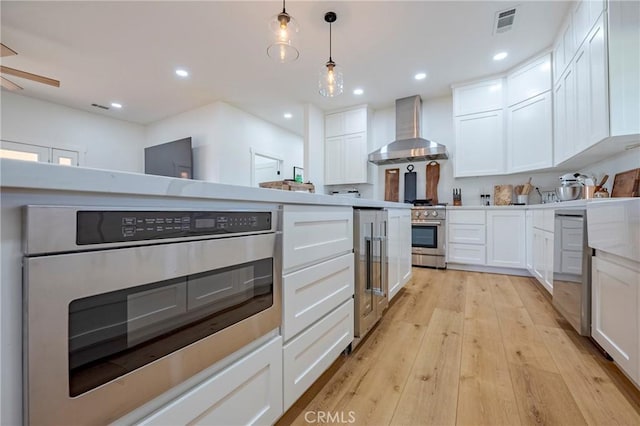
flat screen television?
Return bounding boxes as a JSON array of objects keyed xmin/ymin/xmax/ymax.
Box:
[{"xmin": 144, "ymin": 137, "xmax": 193, "ymax": 179}]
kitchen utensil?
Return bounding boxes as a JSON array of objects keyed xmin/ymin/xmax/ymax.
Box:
[
  {"xmin": 611, "ymin": 168, "xmax": 640, "ymax": 197},
  {"xmin": 594, "ymin": 188, "xmax": 610, "ymax": 198},
  {"xmin": 404, "ymin": 164, "xmax": 417, "ymax": 203},
  {"xmin": 583, "ymin": 185, "xmax": 596, "ymax": 199},
  {"xmin": 384, "ymin": 168, "xmax": 400, "ymax": 202},
  {"xmin": 494, "ymin": 185, "xmax": 513, "ymax": 205},
  {"xmin": 517, "ymin": 194, "xmax": 529, "ymax": 204},
  {"xmin": 515, "ymin": 185, "xmax": 524, "ymax": 195},
  {"xmin": 522, "ymin": 177, "xmax": 533, "ymax": 195},
  {"xmin": 453, "ymin": 188, "xmax": 462, "ymax": 206},
  {"xmin": 593, "ymin": 174, "xmax": 609, "ymax": 192},
  {"xmin": 556, "ymin": 185, "xmax": 582, "ymax": 201},
  {"xmin": 426, "ymin": 161, "xmax": 440, "ymax": 204}
]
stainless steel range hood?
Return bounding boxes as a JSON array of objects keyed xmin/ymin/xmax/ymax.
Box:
[{"xmin": 368, "ymin": 95, "xmax": 448, "ymax": 165}]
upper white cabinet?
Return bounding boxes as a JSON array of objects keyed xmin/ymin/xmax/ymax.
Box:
[
  {"xmin": 507, "ymin": 55, "xmax": 552, "ymax": 106},
  {"xmin": 325, "ymin": 107, "xmax": 370, "ymax": 185},
  {"xmin": 453, "ymin": 54, "xmax": 552, "ymax": 177},
  {"xmin": 553, "ymin": 0, "xmax": 639, "ymax": 165},
  {"xmin": 453, "ymin": 79, "xmax": 504, "ymax": 116},
  {"xmin": 454, "ymin": 110, "xmax": 505, "ymax": 177}
]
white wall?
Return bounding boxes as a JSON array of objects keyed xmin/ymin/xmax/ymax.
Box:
[
  {"xmin": 304, "ymin": 103, "xmax": 325, "ymax": 194},
  {"xmin": 145, "ymin": 101, "xmax": 303, "ymax": 186},
  {"xmin": 0, "ymin": 92, "xmax": 146, "ymax": 172}
]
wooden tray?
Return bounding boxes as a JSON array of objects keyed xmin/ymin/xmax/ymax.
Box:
[
  {"xmin": 385, "ymin": 168, "xmax": 400, "ymax": 202},
  {"xmin": 259, "ymin": 180, "xmax": 315, "ymax": 193},
  {"xmin": 611, "ymin": 168, "xmax": 640, "ymax": 197}
]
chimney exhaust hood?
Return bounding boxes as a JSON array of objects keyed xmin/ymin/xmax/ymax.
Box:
[{"xmin": 368, "ymin": 95, "xmax": 448, "ymax": 165}]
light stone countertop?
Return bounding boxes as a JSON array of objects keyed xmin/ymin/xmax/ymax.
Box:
[{"xmin": 0, "ymin": 159, "xmax": 411, "ymax": 209}]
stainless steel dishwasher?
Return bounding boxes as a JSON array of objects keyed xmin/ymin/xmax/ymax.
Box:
[{"xmin": 552, "ymin": 209, "xmax": 592, "ymax": 336}]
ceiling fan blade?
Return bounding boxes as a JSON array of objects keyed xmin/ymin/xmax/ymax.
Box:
[
  {"xmin": 1, "ymin": 76, "xmax": 23, "ymax": 91},
  {"xmin": 0, "ymin": 65, "xmax": 59, "ymax": 87},
  {"xmin": 1, "ymin": 43, "xmax": 18, "ymax": 57}
]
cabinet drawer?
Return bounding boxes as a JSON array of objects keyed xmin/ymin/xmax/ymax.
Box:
[
  {"xmin": 283, "ymin": 205, "xmax": 353, "ymax": 273},
  {"xmin": 448, "ymin": 210, "xmax": 486, "ymax": 225},
  {"xmin": 449, "ymin": 224, "xmax": 486, "ymax": 245},
  {"xmin": 448, "ymin": 243, "xmax": 486, "ymax": 265},
  {"xmin": 282, "ymin": 253, "xmax": 354, "ymax": 341},
  {"xmin": 562, "ymin": 227, "xmax": 583, "ymax": 251},
  {"xmin": 283, "ymin": 299, "xmax": 353, "ymax": 411},
  {"xmin": 137, "ymin": 336, "xmax": 283, "ymax": 426}
]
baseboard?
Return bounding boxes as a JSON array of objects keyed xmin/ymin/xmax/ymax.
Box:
[{"xmin": 446, "ymin": 263, "xmax": 532, "ymax": 277}]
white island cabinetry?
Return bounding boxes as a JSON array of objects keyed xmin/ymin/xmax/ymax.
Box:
[
  {"xmin": 281, "ymin": 204, "xmax": 354, "ymax": 411},
  {"xmin": 387, "ymin": 208, "xmax": 412, "ymax": 301}
]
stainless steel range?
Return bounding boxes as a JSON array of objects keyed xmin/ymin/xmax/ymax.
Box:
[{"xmin": 411, "ymin": 206, "xmax": 446, "ymax": 268}]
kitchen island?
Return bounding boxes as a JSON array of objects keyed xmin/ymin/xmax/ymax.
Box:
[{"xmin": 0, "ymin": 159, "xmax": 411, "ymax": 425}]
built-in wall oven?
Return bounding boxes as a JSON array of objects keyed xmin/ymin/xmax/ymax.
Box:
[
  {"xmin": 22, "ymin": 205, "xmax": 282, "ymax": 425},
  {"xmin": 411, "ymin": 206, "xmax": 446, "ymax": 268}
]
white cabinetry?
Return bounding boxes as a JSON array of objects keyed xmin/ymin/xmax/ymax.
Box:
[
  {"xmin": 507, "ymin": 92, "xmax": 553, "ymax": 172},
  {"xmin": 281, "ymin": 204, "xmax": 354, "ymax": 410},
  {"xmin": 453, "ymin": 79, "xmax": 504, "ymax": 116},
  {"xmin": 325, "ymin": 107, "xmax": 370, "ymax": 185},
  {"xmin": 526, "ymin": 210, "xmax": 534, "ymax": 272},
  {"xmin": 531, "ymin": 209, "xmax": 555, "ymax": 294},
  {"xmin": 135, "ymin": 336, "xmax": 283, "ymax": 426},
  {"xmin": 447, "ymin": 210, "xmax": 486, "ymax": 265},
  {"xmin": 388, "ymin": 209, "xmax": 412, "ymax": 301},
  {"xmin": 454, "ymin": 110, "xmax": 505, "ymax": 177},
  {"xmin": 486, "ymin": 211, "xmax": 526, "ymax": 268},
  {"xmin": 592, "ymin": 254, "xmax": 639, "ymax": 386}
]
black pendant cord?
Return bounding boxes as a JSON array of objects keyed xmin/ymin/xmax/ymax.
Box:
[
  {"xmin": 329, "ymin": 22, "xmax": 332, "ymax": 63},
  {"xmin": 282, "ymin": 0, "xmax": 286, "ymax": 14}
]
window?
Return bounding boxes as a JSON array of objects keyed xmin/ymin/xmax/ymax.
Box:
[{"xmin": 1, "ymin": 140, "xmax": 80, "ymax": 166}]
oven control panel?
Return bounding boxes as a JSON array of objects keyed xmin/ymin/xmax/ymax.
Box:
[{"xmin": 77, "ymin": 210, "xmax": 272, "ymax": 245}]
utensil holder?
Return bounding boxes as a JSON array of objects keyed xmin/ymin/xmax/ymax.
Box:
[{"xmin": 516, "ymin": 194, "xmax": 528, "ymax": 204}]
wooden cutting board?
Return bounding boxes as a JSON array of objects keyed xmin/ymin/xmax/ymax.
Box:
[
  {"xmin": 611, "ymin": 168, "xmax": 640, "ymax": 197},
  {"xmin": 384, "ymin": 168, "xmax": 400, "ymax": 202},
  {"xmin": 426, "ymin": 161, "xmax": 440, "ymax": 204},
  {"xmin": 494, "ymin": 185, "xmax": 513, "ymax": 205}
]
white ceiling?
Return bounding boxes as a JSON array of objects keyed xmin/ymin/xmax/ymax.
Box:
[{"xmin": 1, "ymin": 1, "xmax": 571, "ymax": 136}]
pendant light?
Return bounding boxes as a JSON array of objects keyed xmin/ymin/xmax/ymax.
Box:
[
  {"xmin": 319, "ymin": 11, "xmax": 343, "ymax": 97},
  {"xmin": 267, "ymin": 0, "xmax": 299, "ymax": 63}
]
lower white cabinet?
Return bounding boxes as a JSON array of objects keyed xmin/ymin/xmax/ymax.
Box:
[
  {"xmin": 592, "ymin": 255, "xmax": 639, "ymax": 386},
  {"xmin": 388, "ymin": 209, "xmax": 412, "ymax": 301},
  {"xmin": 526, "ymin": 210, "xmax": 534, "ymax": 272},
  {"xmin": 283, "ymin": 299, "xmax": 354, "ymax": 411},
  {"xmin": 532, "ymin": 227, "xmax": 554, "ymax": 294},
  {"xmin": 448, "ymin": 243, "xmax": 486, "ymax": 265},
  {"xmin": 486, "ymin": 211, "xmax": 526, "ymax": 268},
  {"xmin": 136, "ymin": 336, "xmax": 283, "ymax": 426}
]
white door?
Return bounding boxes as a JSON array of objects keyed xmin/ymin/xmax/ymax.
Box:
[
  {"xmin": 454, "ymin": 110, "xmax": 504, "ymax": 177},
  {"xmin": 507, "ymin": 92, "xmax": 553, "ymax": 172},
  {"xmin": 574, "ymin": 45, "xmax": 591, "ymax": 153},
  {"xmin": 343, "ymin": 132, "xmax": 367, "ymax": 184},
  {"xmin": 486, "ymin": 211, "xmax": 526, "ymax": 268},
  {"xmin": 324, "ymin": 136, "xmax": 344, "ymax": 185},
  {"xmin": 587, "ymin": 15, "xmax": 609, "ymax": 144}
]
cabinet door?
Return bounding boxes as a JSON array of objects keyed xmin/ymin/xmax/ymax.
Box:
[
  {"xmin": 387, "ymin": 213, "xmax": 401, "ymax": 301},
  {"xmin": 553, "ymin": 36, "xmax": 565, "ymax": 84},
  {"xmin": 454, "ymin": 110, "xmax": 504, "ymax": 177},
  {"xmin": 448, "ymin": 243, "xmax": 486, "ymax": 265},
  {"xmin": 344, "ymin": 108, "xmax": 367, "ymax": 134},
  {"xmin": 592, "ymin": 256, "xmax": 639, "ymax": 380},
  {"xmin": 533, "ymin": 229, "xmax": 545, "ymax": 282},
  {"xmin": 453, "ymin": 79, "xmax": 504, "ymax": 116},
  {"xmin": 325, "ymin": 113, "xmax": 344, "ymax": 138},
  {"xmin": 553, "ymin": 79, "xmax": 566, "ymax": 164},
  {"xmin": 574, "ymin": 45, "xmax": 591, "ymax": 153},
  {"xmin": 554, "ymin": 66, "xmax": 575, "ymax": 165},
  {"xmin": 507, "ymin": 92, "xmax": 553, "ymax": 172},
  {"xmin": 526, "ymin": 210, "xmax": 534, "ymax": 272},
  {"xmin": 543, "ymin": 232, "xmax": 555, "ymax": 293},
  {"xmin": 324, "ymin": 136, "xmax": 344, "ymax": 185},
  {"xmin": 486, "ymin": 211, "xmax": 526, "ymax": 268},
  {"xmin": 507, "ymin": 54, "xmax": 551, "ymax": 107},
  {"xmin": 343, "ymin": 132, "xmax": 367, "ymax": 184},
  {"xmin": 587, "ymin": 15, "xmax": 609, "ymax": 144},
  {"xmin": 137, "ymin": 336, "xmax": 283, "ymax": 426},
  {"xmin": 573, "ymin": 0, "xmax": 591, "ymax": 49},
  {"xmin": 399, "ymin": 211, "xmax": 412, "ymax": 285},
  {"xmin": 562, "ymin": 15, "xmax": 576, "ymax": 67}
]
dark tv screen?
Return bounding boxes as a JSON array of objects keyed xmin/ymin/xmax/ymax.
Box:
[{"xmin": 144, "ymin": 137, "xmax": 193, "ymax": 179}]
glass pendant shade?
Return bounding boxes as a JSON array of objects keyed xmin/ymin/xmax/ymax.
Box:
[
  {"xmin": 267, "ymin": 11, "xmax": 299, "ymax": 63},
  {"xmin": 318, "ymin": 61, "xmax": 344, "ymax": 97}
]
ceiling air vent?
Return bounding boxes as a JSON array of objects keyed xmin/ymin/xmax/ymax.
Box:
[
  {"xmin": 91, "ymin": 103, "xmax": 109, "ymax": 110},
  {"xmin": 494, "ymin": 7, "xmax": 517, "ymax": 34}
]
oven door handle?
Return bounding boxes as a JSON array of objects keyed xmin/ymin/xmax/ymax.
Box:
[{"xmin": 413, "ymin": 221, "xmax": 443, "ymax": 226}]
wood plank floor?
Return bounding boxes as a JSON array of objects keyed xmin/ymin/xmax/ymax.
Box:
[{"xmin": 277, "ymin": 268, "xmax": 640, "ymax": 426}]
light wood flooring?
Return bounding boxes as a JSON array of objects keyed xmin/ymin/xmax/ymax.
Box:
[{"xmin": 277, "ymin": 268, "xmax": 640, "ymax": 426}]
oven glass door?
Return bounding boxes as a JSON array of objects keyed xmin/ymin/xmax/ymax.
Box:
[
  {"xmin": 412, "ymin": 223, "xmax": 439, "ymax": 249},
  {"xmin": 68, "ymin": 258, "xmax": 273, "ymax": 396}
]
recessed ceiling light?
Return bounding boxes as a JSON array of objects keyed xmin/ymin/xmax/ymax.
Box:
[
  {"xmin": 414, "ymin": 72, "xmax": 427, "ymax": 80},
  {"xmin": 111, "ymin": 102, "xmax": 122, "ymax": 109},
  {"xmin": 493, "ymin": 52, "xmax": 508, "ymax": 61},
  {"xmin": 353, "ymin": 88, "xmax": 364, "ymax": 95},
  {"xmin": 284, "ymin": 112, "xmax": 292, "ymax": 119},
  {"xmin": 175, "ymin": 69, "xmax": 189, "ymax": 77}
]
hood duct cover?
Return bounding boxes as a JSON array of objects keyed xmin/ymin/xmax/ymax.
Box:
[{"xmin": 368, "ymin": 95, "xmax": 448, "ymax": 165}]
